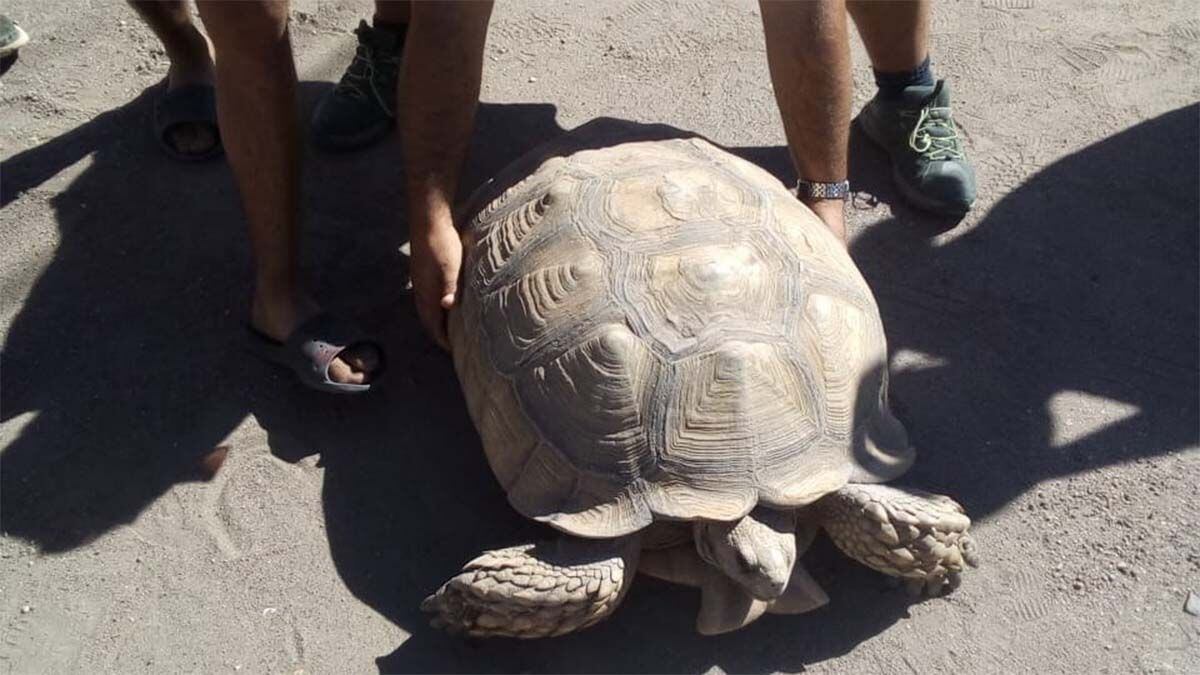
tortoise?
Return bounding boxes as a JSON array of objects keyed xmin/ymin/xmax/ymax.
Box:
[{"xmin": 423, "ymin": 120, "xmax": 976, "ymax": 638}]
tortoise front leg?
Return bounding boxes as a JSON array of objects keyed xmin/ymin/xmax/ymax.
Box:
[
  {"xmin": 422, "ymin": 536, "xmax": 640, "ymax": 638},
  {"xmin": 816, "ymin": 484, "xmax": 978, "ymax": 596}
]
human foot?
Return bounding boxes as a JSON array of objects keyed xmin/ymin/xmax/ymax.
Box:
[
  {"xmin": 157, "ymin": 30, "xmax": 220, "ymax": 158},
  {"xmin": 250, "ymin": 291, "xmax": 382, "ymax": 389}
]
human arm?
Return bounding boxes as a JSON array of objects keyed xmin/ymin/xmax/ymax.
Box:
[{"xmin": 402, "ymin": 1, "xmax": 495, "ymax": 348}]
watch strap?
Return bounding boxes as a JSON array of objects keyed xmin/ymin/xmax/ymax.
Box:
[{"xmin": 796, "ymin": 179, "xmax": 850, "ymax": 201}]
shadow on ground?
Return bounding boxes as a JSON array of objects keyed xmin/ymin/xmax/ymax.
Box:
[
  {"xmin": 0, "ymin": 81, "xmax": 413, "ymax": 553},
  {"xmin": 2, "ymin": 77, "xmax": 1195, "ymax": 672}
]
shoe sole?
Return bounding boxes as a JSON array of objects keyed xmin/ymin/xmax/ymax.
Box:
[
  {"xmin": 855, "ymin": 115, "xmax": 974, "ymax": 217},
  {"xmin": 0, "ymin": 24, "xmax": 29, "ymax": 57},
  {"xmin": 310, "ymin": 119, "xmax": 394, "ymax": 153}
]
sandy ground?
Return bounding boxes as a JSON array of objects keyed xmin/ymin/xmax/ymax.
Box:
[{"xmin": 1, "ymin": 0, "xmax": 1198, "ymax": 673}]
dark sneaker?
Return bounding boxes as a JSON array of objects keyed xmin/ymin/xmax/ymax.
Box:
[
  {"xmin": 858, "ymin": 80, "xmax": 976, "ymax": 215},
  {"xmin": 0, "ymin": 15, "xmax": 30, "ymax": 57},
  {"xmin": 311, "ymin": 20, "xmax": 405, "ymax": 152}
]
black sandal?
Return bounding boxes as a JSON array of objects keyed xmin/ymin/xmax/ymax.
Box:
[
  {"xmin": 154, "ymin": 82, "xmax": 223, "ymax": 162},
  {"xmin": 247, "ymin": 312, "xmax": 385, "ymax": 394}
]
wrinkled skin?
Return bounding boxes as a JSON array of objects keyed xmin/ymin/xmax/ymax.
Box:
[{"xmin": 694, "ymin": 507, "xmax": 798, "ymax": 601}]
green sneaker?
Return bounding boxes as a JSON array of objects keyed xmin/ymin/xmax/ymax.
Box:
[
  {"xmin": 311, "ymin": 20, "xmax": 405, "ymax": 152},
  {"xmin": 858, "ymin": 80, "xmax": 976, "ymax": 215},
  {"xmin": 0, "ymin": 15, "xmax": 30, "ymax": 57}
]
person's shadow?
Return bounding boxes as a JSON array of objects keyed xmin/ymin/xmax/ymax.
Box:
[
  {"xmin": 2, "ymin": 73, "xmax": 1195, "ymax": 673},
  {"xmin": 848, "ymin": 104, "xmax": 1199, "ymax": 515}
]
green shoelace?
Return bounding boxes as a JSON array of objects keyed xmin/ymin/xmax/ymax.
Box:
[{"xmin": 905, "ymin": 106, "xmax": 965, "ymax": 161}]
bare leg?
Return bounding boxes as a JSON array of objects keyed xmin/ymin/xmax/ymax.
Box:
[
  {"xmin": 759, "ymin": 0, "xmax": 852, "ymax": 242},
  {"xmin": 196, "ymin": 0, "xmax": 379, "ymax": 384},
  {"xmin": 127, "ymin": 1, "xmax": 216, "ymax": 155},
  {"xmin": 846, "ymin": 0, "xmax": 930, "ymax": 73},
  {"xmin": 373, "ymin": 0, "xmax": 410, "ymax": 26}
]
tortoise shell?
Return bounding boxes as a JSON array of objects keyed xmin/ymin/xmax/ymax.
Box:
[{"xmin": 448, "ymin": 123, "xmax": 911, "ymax": 539}]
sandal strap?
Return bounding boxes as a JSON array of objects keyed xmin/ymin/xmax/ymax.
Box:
[
  {"xmin": 154, "ymin": 84, "xmax": 219, "ymax": 135},
  {"xmin": 283, "ymin": 313, "xmax": 378, "ymax": 393},
  {"xmin": 153, "ymin": 82, "xmax": 223, "ymax": 162}
]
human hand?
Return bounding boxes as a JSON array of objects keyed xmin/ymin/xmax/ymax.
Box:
[{"xmin": 410, "ymin": 216, "xmax": 463, "ymax": 351}]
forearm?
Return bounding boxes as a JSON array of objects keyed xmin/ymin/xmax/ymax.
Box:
[
  {"xmin": 760, "ymin": 0, "xmax": 851, "ymax": 186},
  {"xmin": 402, "ymin": 1, "xmax": 494, "ymax": 236}
]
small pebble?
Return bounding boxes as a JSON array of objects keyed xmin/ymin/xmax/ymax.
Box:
[
  {"xmin": 1073, "ymin": 580, "xmax": 1084, "ymax": 591},
  {"xmin": 20, "ymin": 605, "xmax": 32, "ymax": 614},
  {"xmin": 528, "ymin": 76, "xmax": 538, "ymax": 83},
  {"xmin": 1116, "ymin": 561, "xmax": 1130, "ymax": 573},
  {"xmin": 1185, "ymin": 591, "xmax": 1200, "ymax": 617}
]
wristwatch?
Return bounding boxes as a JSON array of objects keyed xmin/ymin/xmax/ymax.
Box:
[{"xmin": 796, "ymin": 179, "xmax": 851, "ymax": 201}]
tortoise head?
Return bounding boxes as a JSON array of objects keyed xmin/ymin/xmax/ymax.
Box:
[{"xmin": 694, "ymin": 507, "xmax": 797, "ymax": 601}]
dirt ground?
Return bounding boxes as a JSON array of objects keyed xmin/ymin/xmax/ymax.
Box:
[{"xmin": 1, "ymin": 0, "xmax": 1198, "ymax": 673}]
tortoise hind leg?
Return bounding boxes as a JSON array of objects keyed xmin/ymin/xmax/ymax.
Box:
[
  {"xmin": 422, "ymin": 536, "xmax": 640, "ymax": 638},
  {"xmin": 816, "ymin": 484, "xmax": 978, "ymax": 597}
]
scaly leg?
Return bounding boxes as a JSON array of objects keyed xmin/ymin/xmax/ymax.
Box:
[
  {"xmin": 422, "ymin": 536, "xmax": 640, "ymax": 638},
  {"xmin": 817, "ymin": 484, "xmax": 978, "ymax": 596}
]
